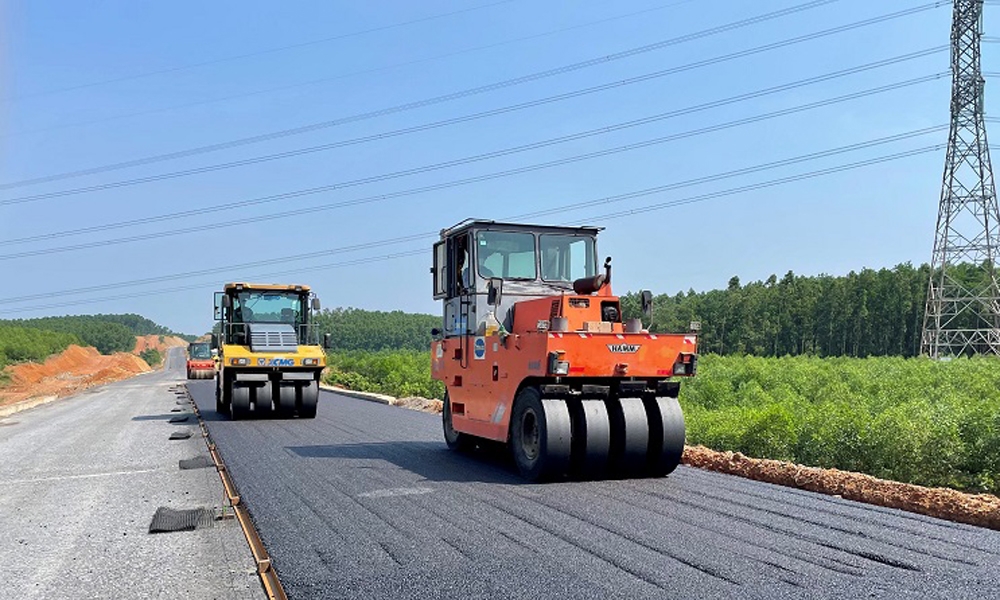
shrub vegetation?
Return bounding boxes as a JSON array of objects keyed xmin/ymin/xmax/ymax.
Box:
[
  {"xmin": 139, "ymin": 348, "xmax": 162, "ymax": 367},
  {"xmin": 323, "ymin": 349, "xmax": 443, "ymax": 400},
  {"xmin": 681, "ymin": 354, "xmax": 1000, "ymax": 494}
]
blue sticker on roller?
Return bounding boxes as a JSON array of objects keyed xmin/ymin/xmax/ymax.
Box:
[{"xmin": 473, "ymin": 337, "xmax": 486, "ymax": 360}]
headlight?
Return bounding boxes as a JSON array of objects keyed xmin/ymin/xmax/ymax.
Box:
[
  {"xmin": 672, "ymin": 353, "xmax": 697, "ymax": 376},
  {"xmin": 231, "ymin": 358, "xmax": 249, "ymax": 366},
  {"xmin": 303, "ymin": 358, "xmax": 319, "ymax": 366},
  {"xmin": 548, "ymin": 351, "xmax": 569, "ymax": 376}
]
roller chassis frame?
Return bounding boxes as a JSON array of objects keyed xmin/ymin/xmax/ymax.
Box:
[{"xmin": 215, "ymin": 367, "xmax": 321, "ymax": 420}]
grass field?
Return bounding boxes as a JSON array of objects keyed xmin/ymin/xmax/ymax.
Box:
[
  {"xmin": 682, "ymin": 355, "xmax": 1000, "ymax": 494},
  {"xmin": 323, "ymin": 350, "xmax": 1000, "ymax": 494}
]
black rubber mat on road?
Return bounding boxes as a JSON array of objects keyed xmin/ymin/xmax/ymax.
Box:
[
  {"xmin": 169, "ymin": 414, "xmax": 191, "ymax": 423},
  {"xmin": 148, "ymin": 507, "xmax": 214, "ymax": 533},
  {"xmin": 169, "ymin": 430, "xmax": 193, "ymax": 440},
  {"xmin": 179, "ymin": 455, "xmax": 214, "ymax": 470}
]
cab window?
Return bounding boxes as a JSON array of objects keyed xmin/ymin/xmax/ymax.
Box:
[
  {"xmin": 476, "ymin": 231, "xmax": 536, "ymax": 280},
  {"xmin": 540, "ymin": 234, "xmax": 596, "ymax": 282}
]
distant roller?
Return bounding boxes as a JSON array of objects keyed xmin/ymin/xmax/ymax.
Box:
[{"xmin": 185, "ymin": 341, "xmax": 216, "ymax": 380}]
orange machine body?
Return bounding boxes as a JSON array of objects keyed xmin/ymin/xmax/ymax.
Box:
[
  {"xmin": 186, "ymin": 358, "xmax": 215, "ymax": 372},
  {"xmin": 432, "ymin": 290, "xmax": 697, "ymax": 442}
]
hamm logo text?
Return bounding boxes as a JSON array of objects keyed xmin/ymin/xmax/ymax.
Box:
[{"xmin": 607, "ymin": 344, "xmax": 641, "ymax": 354}]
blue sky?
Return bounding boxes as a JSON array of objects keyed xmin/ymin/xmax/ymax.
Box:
[{"xmin": 0, "ymin": 0, "xmax": 991, "ymax": 335}]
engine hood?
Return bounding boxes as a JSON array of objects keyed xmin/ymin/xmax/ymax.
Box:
[{"xmin": 246, "ymin": 323, "xmax": 298, "ymax": 353}]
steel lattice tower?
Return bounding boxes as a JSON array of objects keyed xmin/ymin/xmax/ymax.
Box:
[{"xmin": 922, "ymin": 0, "xmax": 1000, "ymax": 358}]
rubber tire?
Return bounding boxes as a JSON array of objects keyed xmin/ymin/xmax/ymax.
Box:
[
  {"xmin": 644, "ymin": 395, "xmax": 686, "ymax": 477},
  {"xmin": 443, "ymin": 392, "xmax": 475, "ymax": 451},
  {"xmin": 299, "ymin": 381, "xmax": 318, "ymax": 419},
  {"xmin": 231, "ymin": 383, "xmax": 251, "ymax": 421},
  {"xmin": 510, "ymin": 387, "xmax": 572, "ymax": 482},
  {"xmin": 187, "ymin": 370, "xmax": 194, "ymax": 380},
  {"xmin": 607, "ymin": 396, "xmax": 650, "ymax": 478},
  {"xmin": 569, "ymin": 399, "xmax": 611, "ymax": 480},
  {"xmin": 276, "ymin": 383, "xmax": 297, "ymax": 418},
  {"xmin": 254, "ymin": 381, "xmax": 273, "ymax": 418},
  {"xmin": 215, "ymin": 375, "xmax": 228, "ymax": 414},
  {"xmin": 215, "ymin": 377, "xmax": 224, "ymax": 413}
]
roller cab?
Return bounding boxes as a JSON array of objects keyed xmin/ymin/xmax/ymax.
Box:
[{"xmin": 430, "ymin": 220, "xmax": 697, "ymax": 481}]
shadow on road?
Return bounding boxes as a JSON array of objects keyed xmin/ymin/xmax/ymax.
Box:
[{"xmin": 286, "ymin": 441, "xmax": 524, "ymax": 484}]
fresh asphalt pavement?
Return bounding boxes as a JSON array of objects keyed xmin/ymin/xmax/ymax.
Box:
[
  {"xmin": 0, "ymin": 348, "xmax": 260, "ymax": 600},
  {"xmin": 188, "ymin": 381, "xmax": 1000, "ymax": 600}
]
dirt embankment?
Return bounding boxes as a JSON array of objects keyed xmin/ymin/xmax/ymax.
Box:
[
  {"xmin": 682, "ymin": 446, "xmax": 1000, "ymax": 531},
  {"xmin": 329, "ymin": 388, "xmax": 1000, "ymax": 531},
  {"xmin": 0, "ymin": 345, "xmax": 152, "ymax": 407},
  {"xmin": 133, "ymin": 334, "xmax": 187, "ymax": 354}
]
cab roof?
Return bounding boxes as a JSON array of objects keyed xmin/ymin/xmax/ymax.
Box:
[
  {"xmin": 223, "ymin": 282, "xmax": 311, "ymax": 292},
  {"xmin": 439, "ymin": 219, "xmax": 603, "ymax": 239}
]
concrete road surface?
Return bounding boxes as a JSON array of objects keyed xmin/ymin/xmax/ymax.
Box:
[
  {"xmin": 188, "ymin": 381, "xmax": 1000, "ymax": 600},
  {"xmin": 0, "ymin": 348, "xmax": 259, "ymax": 600}
]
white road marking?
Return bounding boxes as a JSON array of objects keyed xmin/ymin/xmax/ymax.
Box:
[{"xmin": 1, "ymin": 467, "xmax": 161, "ymax": 485}]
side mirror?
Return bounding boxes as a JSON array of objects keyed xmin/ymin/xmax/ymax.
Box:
[
  {"xmin": 221, "ymin": 295, "xmax": 232, "ymax": 309},
  {"xmin": 323, "ymin": 333, "xmax": 332, "ymax": 350},
  {"xmin": 640, "ymin": 290, "xmax": 653, "ymax": 320},
  {"xmin": 210, "ymin": 334, "xmax": 219, "ymax": 349},
  {"xmin": 311, "ymin": 297, "xmax": 321, "ymax": 311},
  {"xmin": 487, "ymin": 278, "xmax": 503, "ymax": 306},
  {"xmin": 431, "ymin": 328, "xmax": 442, "ymax": 337}
]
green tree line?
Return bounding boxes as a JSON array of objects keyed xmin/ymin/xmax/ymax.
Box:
[
  {"xmin": 314, "ymin": 308, "xmax": 437, "ymax": 351},
  {"xmin": 621, "ymin": 262, "xmax": 944, "ymax": 357},
  {"xmin": 90, "ymin": 313, "xmax": 194, "ymax": 341},
  {"xmin": 0, "ymin": 324, "xmax": 82, "ymax": 371},
  {"xmin": 1, "ymin": 313, "xmax": 191, "ymax": 355}
]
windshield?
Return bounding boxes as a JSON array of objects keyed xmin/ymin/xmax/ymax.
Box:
[
  {"xmin": 188, "ymin": 343, "xmax": 212, "ymax": 359},
  {"xmin": 476, "ymin": 231, "xmax": 536, "ymax": 280},
  {"xmin": 233, "ymin": 291, "xmax": 303, "ymax": 324},
  {"xmin": 540, "ymin": 234, "xmax": 597, "ymax": 282}
]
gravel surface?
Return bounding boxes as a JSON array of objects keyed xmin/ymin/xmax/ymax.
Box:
[
  {"xmin": 188, "ymin": 382, "xmax": 1000, "ymax": 600},
  {"xmin": 0, "ymin": 348, "xmax": 259, "ymax": 600}
]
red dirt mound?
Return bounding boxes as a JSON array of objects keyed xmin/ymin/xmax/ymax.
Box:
[
  {"xmin": 0, "ymin": 345, "xmax": 152, "ymax": 407},
  {"xmin": 133, "ymin": 334, "xmax": 187, "ymax": 354}
]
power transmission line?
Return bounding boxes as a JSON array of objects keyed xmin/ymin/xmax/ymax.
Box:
[
  {"xmin": 1, "ymin": 46, "xmax": 945, "ymax": 207},
  {"xmin": 0, "ymin": 129, "xmax": 944, "ymax": 306},
  {"xmin": 1, "ymin": 0, "xmax": 519, "ymax": 102},
  {"xmin": 0, "ymin": 144, "xmax": 939, "ymax": 315},
  {"xmin": 1, "ymin": 53, "xmax": 946, "ymax": 253},
  {"xmin": 578, "ymin": 146, "xmax": 941, "ymax": 224},
  {"xmin": 0, "ymin": 0, "xmax": 859, "ymax": 191},
  {"xmin": 0, "ymin": 72, "xmax": 945, "ymax": 261},
  {"xmin": 2, "ymin": 0, "xmax": 698, "ymax": 138},
  {"xmin": 529, "ymin": 128, "xmax": 946, "ymax": 221},
  {"xmin": 0, "ymin": 248, "xmax": 431, "ymax": 315}
]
